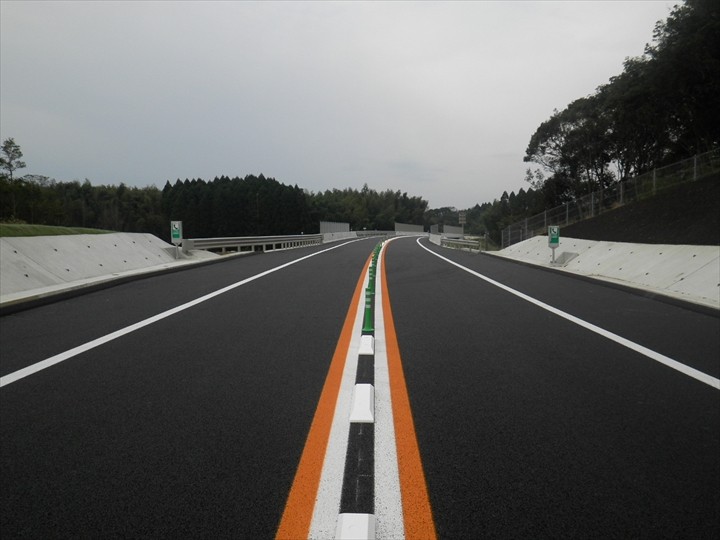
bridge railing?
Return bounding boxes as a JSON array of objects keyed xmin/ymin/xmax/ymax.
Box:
[{"xmin": 183, "ymin": 234, "xmax": 322, "ymax": 254}]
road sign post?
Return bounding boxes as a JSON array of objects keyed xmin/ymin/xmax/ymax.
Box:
[
  {"xmin": 548, "ymin": 225, "xmax": 560, "ymax": 263},
  {"xmin": 170, "ymin": 221, "xmax": 183, "ymax": 259}
]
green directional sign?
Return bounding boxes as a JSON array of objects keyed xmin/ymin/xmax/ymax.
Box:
[
  {"xmin": 170, "ymin": 221, "xmax": 183, "ymax": 245},
  {"xmin": 548, "ymin": 225, "xmax": 560, "ymax": 248}
]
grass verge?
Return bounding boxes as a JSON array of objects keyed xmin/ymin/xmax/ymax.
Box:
[{"xmin": 0, "ymin": 223, "xmax": 113, "ymax": 237}]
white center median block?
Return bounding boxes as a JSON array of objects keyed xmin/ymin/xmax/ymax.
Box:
[
  {"xmin": 358, "ymin": 335, "xmax": 375, "ymax": 356},
  {"xmin": 335, "ymin": 513, "xmax": 376, "ymax": 540},
  {"xmin": 349, "ymin": 384, "xmax": 375, "ymax": 423}
]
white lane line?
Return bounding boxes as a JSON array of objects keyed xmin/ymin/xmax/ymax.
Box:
[
  {"xmin": 417, "ymin": 238, "xmax": 720, "ymax": 390},
  {"xmin": 309, "ymin": 265, "xmax": 367, "ymax": 539},
  {"xmin": 0, "ymin": 240, "xmax": 362, "ymax": 388},
  {"xmin": 373, "ymin": 238, "xmax": 405, "ymax": 540}
]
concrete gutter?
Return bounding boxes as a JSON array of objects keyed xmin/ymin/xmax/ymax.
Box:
[{"xmin": 490, "ymin": 236, "xmax": 720, "ymax": 310}]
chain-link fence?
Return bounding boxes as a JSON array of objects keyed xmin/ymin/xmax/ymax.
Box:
[{"xmin": 501, "ymin": 148, "xmax": 720, "ymax": 248}]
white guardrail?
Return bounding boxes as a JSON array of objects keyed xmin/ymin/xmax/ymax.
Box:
[
  {"xmin": 440, "ymin": 237, "xmax": 480, "ymax": 251},
  {"xmin": 182, "ymin": 234, "xmax": 322, "ymax": 254}
]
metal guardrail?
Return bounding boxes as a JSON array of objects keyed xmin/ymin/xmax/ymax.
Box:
[
  {"xmin": 441, "ymin": 237, "xmax": 480, "ymax": 251},
  {"xmin": 182, "ymin": 230, "xmax": 428, "ymax": 255},
  {"xmin": 183, "ymin": 234, "xmax": 322, "ymax": 254}
]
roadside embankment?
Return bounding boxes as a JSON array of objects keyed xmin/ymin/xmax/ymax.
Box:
[
  {"xmin": 491, "ymin": 236, "xmax": 719, "ymax": 309},
  {"xmin": 0, "ymin": 233, "xmax": 219, "ymax": 310}
]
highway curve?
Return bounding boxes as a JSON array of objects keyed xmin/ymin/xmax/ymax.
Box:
[{"xmin": 1, "ymin": 235, "xmax": 718, "ymax": 538}]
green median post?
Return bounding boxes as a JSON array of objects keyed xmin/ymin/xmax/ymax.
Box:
[{"xmin": 362, "ymin": 288, "xmax": 374, "ymax": 334}]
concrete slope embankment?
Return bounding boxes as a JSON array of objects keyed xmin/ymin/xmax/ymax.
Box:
[
  {"xmin": 492, "ymin": 236, "xmax": 719, "ymax": 309},
  {"xmin": 0, "ymin": 233, "xmax": 218, "ymax": 308}
]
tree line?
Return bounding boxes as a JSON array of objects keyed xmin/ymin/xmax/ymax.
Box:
[
  {"xmin": 0, "ymin": 174, "xmax": 167, "ymax": 237},
  {"xmin": 524, "ymin": 0, "xmax": 719, "ymax": 207},
  {"xmin": 0, "ymin": 172, "xmax": 430, "ymax": 240},
  {"xmin": 2, "ymin": 0, "xmax": 714, "ymax": 246}
]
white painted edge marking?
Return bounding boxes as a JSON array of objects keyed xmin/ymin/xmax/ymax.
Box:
[
  {"xmin": 349, "ymin": 384, "xmax": 375, "ymax": 423},
  {"xmin": 0, "ymin": 239, "xmax": 363, "ymax": 388},
  {"xmin": 373, "ymin": 238, "xmax": 405, "ymax": 539},
  {"xmin": 309, "ymin": 262, "xmax": 368, "ymax": 539},
  {"xmin": 358, "ymin": 335, "xmax": 375, "ymax": 356},
  {"xmin": 335, "ymin": 513, "xmax": 376, "ymax": 540},
  {"xmin": 418, "ymin": 238, "xmax": 720, "ymax": 390}
]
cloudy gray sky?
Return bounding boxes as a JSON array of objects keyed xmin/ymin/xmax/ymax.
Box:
[{"xmin": 1, "ymin": 0, "xmax": 675, "ymax": 209}]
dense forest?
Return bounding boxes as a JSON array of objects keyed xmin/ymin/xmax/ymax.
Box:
[
  {"xmin": 1, "ymin": 0, "xmax": 716, "ymax": 245},
  {"xmin": 0, "ymin": 173, "xmax": 430, "ymax": 239}
]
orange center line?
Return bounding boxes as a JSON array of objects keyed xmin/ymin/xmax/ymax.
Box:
[
  {"xmin": 275, "ymin": 256, "xmax": 371, "ymax": 540},
  {"xmin": 381, "ymin": 241, "xmax": 437, "ymax": 540}
]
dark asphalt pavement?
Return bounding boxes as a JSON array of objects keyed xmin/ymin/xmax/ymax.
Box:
[
  {"xmin": 385, "ymin": 237, "xmax": 719, "ymax": 539},
  {"xmin": 1, "ymin": 239, "xmax": 374, "ymax": 538},
  {"xmin": 1, "ymin": 236, "xmax": 718, "ymax": 538}
]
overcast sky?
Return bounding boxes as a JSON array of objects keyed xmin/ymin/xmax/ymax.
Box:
[{"xmin": 1, "ymin": 0, "xmax": 676, "ymax": 209}]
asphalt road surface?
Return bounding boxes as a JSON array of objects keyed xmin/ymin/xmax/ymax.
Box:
[{"xmin": 1, "ymin": 236, "xmax": 718, "ymax": 538}]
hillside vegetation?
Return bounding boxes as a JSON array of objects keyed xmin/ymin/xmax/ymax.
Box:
[
  {"xmin": 562, "ymin": 174, "xmax": 719, "ymax": 245},
  {"xmin": 0, "ymin": 223, "xmax": 112, "ymax": 237},
  {"xmin": 1, "ymin": 0, "xmax": 716, "ymax": 246}
]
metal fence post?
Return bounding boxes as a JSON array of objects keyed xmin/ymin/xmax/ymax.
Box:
[
  {"xmin": 653, "ymin": 169, "xmax": 657, "ymax": 195},
  {"xmin": 565, "ymin": 202, "xmax": 569, "ymax": 225},
  {"xmin": 591, "ymin": 193, "xmax": 595, "ymax": 218}
]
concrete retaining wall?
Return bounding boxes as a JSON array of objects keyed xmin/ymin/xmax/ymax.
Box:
[
  {"xmin": 320, "ymin": 221, "xmax": 350, "ymax": 234},
  {"xmin": 395, "ymin": 222, "xmax": 424, "ymax": 233},
  {"xmin": 323, "ymin": 231, "xmax": 358, "ymax": 243},
  {"xmin": 0, "ymin": 233, "xmax": 217, "ymax": 300},
  {"xmin": 492, "ymin": 236, "xmax": 719, "ymax": 309},
  {"xmin": 443, "ymin": 224, "xmax": 463, "ymax": 238}
]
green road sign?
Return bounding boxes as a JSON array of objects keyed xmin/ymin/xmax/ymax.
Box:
[
  {"xmin": 548, "ymin": 225, "xmax": 560, "ymax": 247},
  {"xmin": 171, "ymin": 221, "xmax": 183, "ymax": 245}
]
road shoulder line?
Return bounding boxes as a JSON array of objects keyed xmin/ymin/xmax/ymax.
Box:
[
  {"xmin": 417, "ymin": 238, "xmax": 720, "ymax": 390},
  {"xmin": 0, "ymin": 241, "xmax": 361, "ymax": 388}
]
